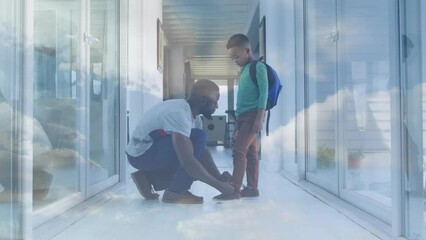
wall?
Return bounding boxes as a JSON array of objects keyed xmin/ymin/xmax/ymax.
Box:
[
  {"xmin": 169, "ymin": 45, "xmax": 185, "ymax": 98},
  {"xmin": 127, "ymin": 0, "xmax": 163, "ymax": 134},
  {"xmin": 141, "ymin": 0, "xmax": 163, "ymax": 109},
  {"xmin": 259, "ymin": 0, "xmax": 297, "ymax": 174}
]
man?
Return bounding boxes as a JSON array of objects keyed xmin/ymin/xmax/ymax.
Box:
[{"xmin": 126, "ymin": 79, "xmax": 234, "ymax": 204}]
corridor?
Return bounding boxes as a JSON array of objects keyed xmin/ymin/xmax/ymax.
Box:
[
  {"xmin": 35, "ymin": 147, "xmax": 382, "ymax": 240},
  {"xmin": 1, "ymin": 0, "xmax": 425, "ymax": 239}
]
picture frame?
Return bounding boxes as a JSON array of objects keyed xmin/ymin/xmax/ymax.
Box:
[
  {"xmin": 157, "ymin": 18, "xmax": 164, "ymax": 72},
  {"xmin": 259, "ymin": 16, "xmax": 266, "ymax": 62}
]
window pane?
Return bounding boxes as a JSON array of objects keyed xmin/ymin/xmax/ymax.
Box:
[
  {"xmin": 89, "ymin": 0, "xmax": 119, "ymax": 185},
  {"xmin": 33, "ymin": 0, "xmax": 81, "ymax": 209},
  {"xmin": 305, "ymin": 0, "xmax": 338, "ymax": 189},
  {"xmin": 342, "ymin": 1, "xmax": 393, "ymax": 208},
  {"xmin": 0, "ymin": 0, "xmax": 22, "ymax": 238}
]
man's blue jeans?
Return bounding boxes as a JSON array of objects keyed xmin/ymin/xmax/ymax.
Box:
[{"xmin": 127, "ymin": 129, "xmax": 207, "ymax": 193}]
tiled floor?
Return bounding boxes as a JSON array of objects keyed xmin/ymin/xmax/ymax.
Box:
[{"xmin": 45, "ymin": 147, "xmax": 381, "ymax": 240}]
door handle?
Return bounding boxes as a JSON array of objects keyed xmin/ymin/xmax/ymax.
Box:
[
  {"xmin": 84, "ymin": 32, "xmax": 99, "ymax": 45},
  {"xmin": 325, "ymin": 31, "xmax": 339, "ymax": 42}
]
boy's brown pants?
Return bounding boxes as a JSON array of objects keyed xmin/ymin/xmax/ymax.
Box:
[{"xmin": 231, "ymin": 111, "xmax": 259, "ymax": 191}]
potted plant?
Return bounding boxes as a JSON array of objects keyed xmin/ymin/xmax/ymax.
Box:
[
  {"xmin": 317, "ymin": 145, "xmax": 335, "ymax": 169},
  {"xmin": 348, "ymin": 149, "xmax": 364, "ymax": 169}
]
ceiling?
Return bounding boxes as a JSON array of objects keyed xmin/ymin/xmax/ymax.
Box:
[{"xmin": 162, "ymin": 0, "xmax": 258, "ymax": 81}]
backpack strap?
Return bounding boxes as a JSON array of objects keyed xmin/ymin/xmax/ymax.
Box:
[
  {"xmin": 249, "ymin": 60, "xmax": 271, "ymax": 136},
  {"xmin": 249, "ymin": 60, "xmax": 259, "ymax": 87},
  {"xmin": 266, "ymin": 109, "xmax": 271, "ymax": 136}
]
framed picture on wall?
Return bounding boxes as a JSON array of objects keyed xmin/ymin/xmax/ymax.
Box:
[
  {"xmin": 157, "ymin": 18, "xmax": 164, "ymax": 72},
  {"xmin": 259, "ymin": 16, "xmax": 266, "ymax": 62}
]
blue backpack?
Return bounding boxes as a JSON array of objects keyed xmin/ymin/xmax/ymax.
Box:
[{"xmin": 249, "ymin": 58, "xmax": 282, "ymax": 136}]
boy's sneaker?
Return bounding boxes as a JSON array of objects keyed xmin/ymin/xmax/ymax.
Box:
[
  {"xmin": 240, "ymin": 186, "xmax": 259, "ymax": 197},
  {"xmin": 213, "ymin": 191, "xmax": 241, "ymax": 201},
  {"xmin": 131, "ymin": 170, "xmax": 159, "ymax": 200},
  {"xmin": 162, "ymin": 189, "xmax": 203, "ymax": 204}
]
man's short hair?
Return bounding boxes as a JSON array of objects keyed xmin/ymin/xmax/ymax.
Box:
[
  {"xmin": 190, "ymin": 79, "xmax": 219, "ymax": 100},
  {"xmin": 226, "ymin": 33, "xmax": 250, "ymax": 49}
]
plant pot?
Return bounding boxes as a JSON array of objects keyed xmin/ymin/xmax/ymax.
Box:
[{"xmin": 348, "ymin": 157, "xmax": 362, "ymax": 169}]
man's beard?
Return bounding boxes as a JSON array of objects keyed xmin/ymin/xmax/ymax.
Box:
[
  {"xmin": 200, "ymin": 105, "xmax": 213, "ymax": 120},
  {"xmin": 203, "ymin": 113, "xmax": 213, "ymax": 120}
]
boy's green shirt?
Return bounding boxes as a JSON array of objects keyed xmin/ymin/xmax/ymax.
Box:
[{"xmin": 236, "ymin": 62, "xmax": 268, "ymax": 117}]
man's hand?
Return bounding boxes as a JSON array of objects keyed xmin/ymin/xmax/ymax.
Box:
[
  {"xmin": 220, "ymin": 171, "xmax": 232, "ymax": 183},
  {"xmin": 172, "ymin": 132, "xmax": 233, "ymax": 193},
  {"xmin": 218, "ymin": 181, "xmax": 234, "ymax": 195}
]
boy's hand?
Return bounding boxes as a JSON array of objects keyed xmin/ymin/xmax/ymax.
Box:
[
  {"xmin": 252, "ymin": 118, "xmax": 263, "ymax": 133},
  {"xmin": 233, "ymin": 129, "xmax": 239, "ymax": 139},
  {"xmin": 252, "ymin": 109, "xmax": 265, "ymax": 133}
]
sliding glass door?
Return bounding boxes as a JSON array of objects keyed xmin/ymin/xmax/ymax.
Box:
[
  {"xmin": 32, "ymin": 0, "xmax": 119, "ymax": 226},
  {"xmin": 305, "ymin": 0, "xmax": 399, "ymax": 224},
  {"xmin": 305, "ymin": 0, "xmax": 339, "ymax": 194},
  {"xmin": 0, "ymin": 1, "xmax": 23, "ymax": 238},
  {"xmin": 401, "ymin": 0, "xmax": 425, "ymax": 238},
  {"xmin": 88, "ymin": 0, "xmax": 119, "ymax": 194},
  {"xmin": 339, "ymin": 0, "xmax": 399, "ymax": 223}
]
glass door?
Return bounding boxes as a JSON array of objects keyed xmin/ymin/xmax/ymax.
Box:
[
  {"xmin": 305, "ymin": 0, "xmax": 339, "ymax": 194},
  {"xmin": 339, "ymin": 0, "xmax": 398, "ymax": 224},
  {"xmin": 87, "ymin": 0, "xmax": 119, "ymax": 195},
  {"xmin": 33, "ymin": 0, "xmax": 83, "ymax": 226},
  {"xmin": 32, "ymin": 0, "xmax": 120, "ymax": 225},
  {"xmin": 0, "ymin": 0, "xmax": 23, "ymax": 238},
  {"xmin": 401, "ymin": 0, "xmax": 425, "ymax": 238},
  {"xmin": 304, "ymin": 0, "xmax": 399, "ymax": 224}
]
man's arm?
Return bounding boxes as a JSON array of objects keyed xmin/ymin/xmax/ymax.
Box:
[
  {"xmin": 172, "ymin": 132, "xmax": 234, "ymax": 194},
  {"xmin": 200, "ymin": 148, "xmax": 226, "ymax": 180}
]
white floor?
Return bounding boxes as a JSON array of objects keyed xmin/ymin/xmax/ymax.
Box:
[{"xmin": 44, "ymin": 147, "xmax": 381, "ymax": 240}]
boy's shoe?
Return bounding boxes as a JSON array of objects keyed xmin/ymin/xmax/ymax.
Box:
[
  {"xmin": 213, "ymin": 191, "xmax": 241, "ymax": 201},
  {"xmin": 240, "ymin": 186, "xmax": 259, "ymax": 197},
  {"xmin": 162, "ymin": 189, "xmax": 203, "ymax": 204},
  {"xmin": 131, "ymin": 170, "xmax": 159, "ymax": 200}
]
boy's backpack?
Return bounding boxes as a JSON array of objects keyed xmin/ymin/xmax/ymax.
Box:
[{"xmin": 249, "ymin": 57, "xmax": 282, "ymax": 136}]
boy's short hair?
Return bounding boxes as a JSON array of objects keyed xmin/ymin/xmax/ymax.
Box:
[{"xmin": 226, "ymin": 33, "xmax": 250, "ymax": 49}]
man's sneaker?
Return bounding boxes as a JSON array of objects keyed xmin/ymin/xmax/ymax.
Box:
[
  {"xmin": 240, "ymin": 186, "xmax": 259, "ymax": 197},
  {"xmin": 182, "ymin": 191, "xmax": 203, "ymax": 202},
  {"xmin": 213, "ymin": 191, "xmax": 241, "ymax": 201},
  {"xmin": 162, "ymin": 189, "xmax": 203, "ymax": 204},
  {"xmin": 131, "ymin": 170, "xmax": 159, "ymax": 200}
]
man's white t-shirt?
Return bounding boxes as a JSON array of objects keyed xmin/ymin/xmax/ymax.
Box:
[{"xmin": 126, "ymin": 99, "xmax": 195, "ymax": 157}]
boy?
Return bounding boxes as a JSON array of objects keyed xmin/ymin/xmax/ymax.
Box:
[{"xmin": 214, "ymin": 34, "xmax": 268, "ymax": 200}]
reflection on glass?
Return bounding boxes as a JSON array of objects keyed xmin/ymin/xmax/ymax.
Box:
[
  {"xmin": 0, "ymin": 1, "xmax": 21, "ymax": 238},
  {"xmin": 89, "ymin": 0, "xmax": 118, "ymax": 185},
  {"xmin": 342, "ymin": 0, "xmax": 392, "ymax": 207},
  {"xmin": 33, "ymin": 0, "xmax": 80, "ymax": 208},
  {"xmin": 305, "ymin": 0, "xmax": 338, "ymax": 185}
]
